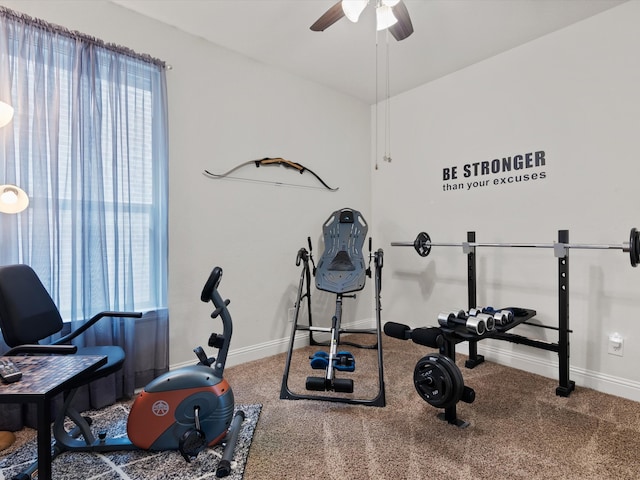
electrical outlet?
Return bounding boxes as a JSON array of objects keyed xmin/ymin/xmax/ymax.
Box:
[
  {"xmin": 288, "ymin": 307, "xmax": 296, "ymax": 323},
  {"xmin": 608, "ymin": 333, "xmax": 624, "ymax": 357}
]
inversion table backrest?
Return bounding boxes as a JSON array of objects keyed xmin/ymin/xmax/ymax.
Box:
[{"xmin": 315, "ymin": 208, "xmax": 368, "ymax": 294}]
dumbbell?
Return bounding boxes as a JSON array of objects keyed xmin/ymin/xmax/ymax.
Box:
[
  {"xmin": 468, "ymin": 307, "xmax": 484, "ymax": 317},
  {"xmin": 468, "ymin": 307, "xmax": 502, "ymax": 332},
  {"xmin": 466, "ymin": 308, "xmax": 495, "ymax": 332},
  {"xmin": 437, "ymin": 310, "xmax": 488, "ymax": 336},
  {"xmin": 478, "ymin": 307, "xmax": 514, "ymax": 326},
  {"xmin": 493, "ymin": 310, "xmax": 514, "ymax": 326}
]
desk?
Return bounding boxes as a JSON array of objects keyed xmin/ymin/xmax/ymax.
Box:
[{"xmin": 0, "ymin": 355, "xmax": 107, "ymax": 480}]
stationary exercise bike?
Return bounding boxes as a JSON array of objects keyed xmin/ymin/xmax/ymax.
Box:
[
  {"xmin": 10, "ymin": 266, "xmax": 244, "ymax": 480},
  {"xmin": 127, "ymin": 266, "xmax": 242, "ymax": 464}
]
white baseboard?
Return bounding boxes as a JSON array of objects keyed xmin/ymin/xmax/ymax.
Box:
[
  {"xmin": 459, "ymin": 342, "xmax": 640, "ymax": 402},
  {"xmin": 226, "ymin": 317, "xmax": 376, "ymax": 366},
  {"xmin": 225, "ymin": 331, "xmax": 310, "ymax": 367},
  {"xmin": 171, "ymin": 318, "xmax": 375, "ymax": 370}
]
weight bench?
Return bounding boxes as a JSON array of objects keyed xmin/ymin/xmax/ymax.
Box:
[{"xmin": 279, "ymin": 208, "xmax": 385, "ymax": 407}]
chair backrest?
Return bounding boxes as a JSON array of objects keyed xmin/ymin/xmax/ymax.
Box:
[
  {"xmin": 315, "ymin": 208, "xmax": 368, "ymax": 294},
  {"xmin": 0, "ymin": 264, "xmax": 64, "ymax": 347}
]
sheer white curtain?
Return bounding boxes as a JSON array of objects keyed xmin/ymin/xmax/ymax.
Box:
[{"xmin": 0, "ymin": 7, "xmax": 169, "ymax": 429}]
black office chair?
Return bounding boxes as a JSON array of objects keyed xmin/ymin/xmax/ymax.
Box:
[
  {"xmin": 0, "ymin": 264, "xmax": 140, "ymax": 378},
  {"xmin": 0, "ymin": 263, "xmax": 143, "ymax": 411},
  {"xmin": 0, "ymin": 264, "xmax": 142, "ymax": 478}
]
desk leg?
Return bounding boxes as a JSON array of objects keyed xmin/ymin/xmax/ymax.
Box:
[{"xmin": 36, "ymin": 399, "xmax": 52, "ymax": 480}]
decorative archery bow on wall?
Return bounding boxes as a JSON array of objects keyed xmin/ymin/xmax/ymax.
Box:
[{"xmin": 204, "ymin": 157, "xmax": 339, "ymax": 191}]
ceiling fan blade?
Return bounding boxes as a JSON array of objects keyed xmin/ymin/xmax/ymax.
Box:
[
  {"xmin": 389, "ymin": 0, "xmax": 414, "ymax": 41},
  {"xmin": 310, "ymin": 1, "xmax": 346, "ymax": 32}
]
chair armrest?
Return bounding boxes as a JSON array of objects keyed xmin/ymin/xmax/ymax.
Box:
[
  {"xmin": 53, "ymin": 311, "xmax": 143, "ymax": 345},
  {"xmin": 5, "ymin": 344, "xmax": 78, "ymax": 355}
]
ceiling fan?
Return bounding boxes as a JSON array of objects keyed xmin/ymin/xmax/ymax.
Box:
[{"xmin": 310, "ymin": 0, "xmax": 414, "ymax": 41}]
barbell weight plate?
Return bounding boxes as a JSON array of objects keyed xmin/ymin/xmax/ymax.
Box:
[
  {"xmin": 630, "ymin": 228, "xmax": 639, "ymax": 268},
  {"xmin": 634, "ymin": 228, "xmax": 640, "ymax": 267},
  {"xmin": 414, "ymin": 231, "xmax": 432, "ymax": 257},
  {"xmin": 413, "ymin": 354, "xmax": 464, "ymax": 409},
  {"xmin": 414, "ymin": 355, "xmax": 453, "ymax": 408},
  {"xmin": 440, "ymin": 355, "xmax": 465, "ymax": 408}
]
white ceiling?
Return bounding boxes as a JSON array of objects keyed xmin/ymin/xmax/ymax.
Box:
[{"xmin": 110, "ymin": 0, "xmax": 626, "ymax": 104}]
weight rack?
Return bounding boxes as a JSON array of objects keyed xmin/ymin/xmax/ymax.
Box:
[
  {"xmin": 476, "ymin": 231, "xmax": 572, "ymax": 395},
  {"xmin": 401, "ymin": 230, "xmax": 576, "ymax": 397}
]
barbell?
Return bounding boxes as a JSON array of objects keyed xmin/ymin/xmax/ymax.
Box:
[{"xmin": 391, "ymin": 228, "xmax": 640, "ymax": 268}]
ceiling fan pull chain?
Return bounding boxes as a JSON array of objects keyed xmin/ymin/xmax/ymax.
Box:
[
  {"xmin": 384, "ymin": 29, "xmax": 392, "ymax": 164},
  {"xmin": 375, "ymin": 30, "xmax": 379, "ymax": 170}
]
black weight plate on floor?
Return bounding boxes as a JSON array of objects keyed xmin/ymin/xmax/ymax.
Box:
[
  {"xmin": 414, "ymin": 232, "xmax": 432, "ymax": 257},
  {"xmin": 413, "ymin": 354, "xmax": 456, "ymax": 408},
  {"xmin": 438, "ymin": 354, "xmax": 465, "ymax": 408}
]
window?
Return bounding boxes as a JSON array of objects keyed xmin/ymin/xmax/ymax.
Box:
[{"xmin": 0, "ymin": 7, "xmax": 168, "ymax": 321}]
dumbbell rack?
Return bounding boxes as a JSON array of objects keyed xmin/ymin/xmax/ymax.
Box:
[{"xmin": 444, "ymin": 230, "xmax": 575, "ymax": 398}]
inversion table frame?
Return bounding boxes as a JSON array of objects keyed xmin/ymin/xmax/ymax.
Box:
[{"xmin": 279, "ymin": 208, "xmax": 386, "ymax": 407}]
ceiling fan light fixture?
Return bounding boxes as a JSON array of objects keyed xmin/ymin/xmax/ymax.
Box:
[
  {"xmin": 311, "ymin": 0, "xmax": 413, "ymax": 40},
  {"xmin": 342, "ymin": 0, "xmax": 368, "ymax": 23},
  {"xmin": 376, "ymin": 4, "xmax": 398, "ymax": 31}
]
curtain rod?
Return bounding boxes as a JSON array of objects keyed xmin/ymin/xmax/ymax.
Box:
[{"xmin": 0, "ymin": 5, "xmax": 168, "ymax": 69}]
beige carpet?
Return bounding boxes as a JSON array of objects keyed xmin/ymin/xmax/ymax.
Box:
[
  {"xmin": 227, "ymin": 334, "xmax": 640, "ymax": 480},
  {"xmin": 3, "ymin": 334, "xmax": 639, "ymax": 479}
]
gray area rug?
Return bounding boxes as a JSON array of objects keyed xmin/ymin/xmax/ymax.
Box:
[{"xmin": 0, "ymin": 403, "xmax": 261, "ymax": 480}]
